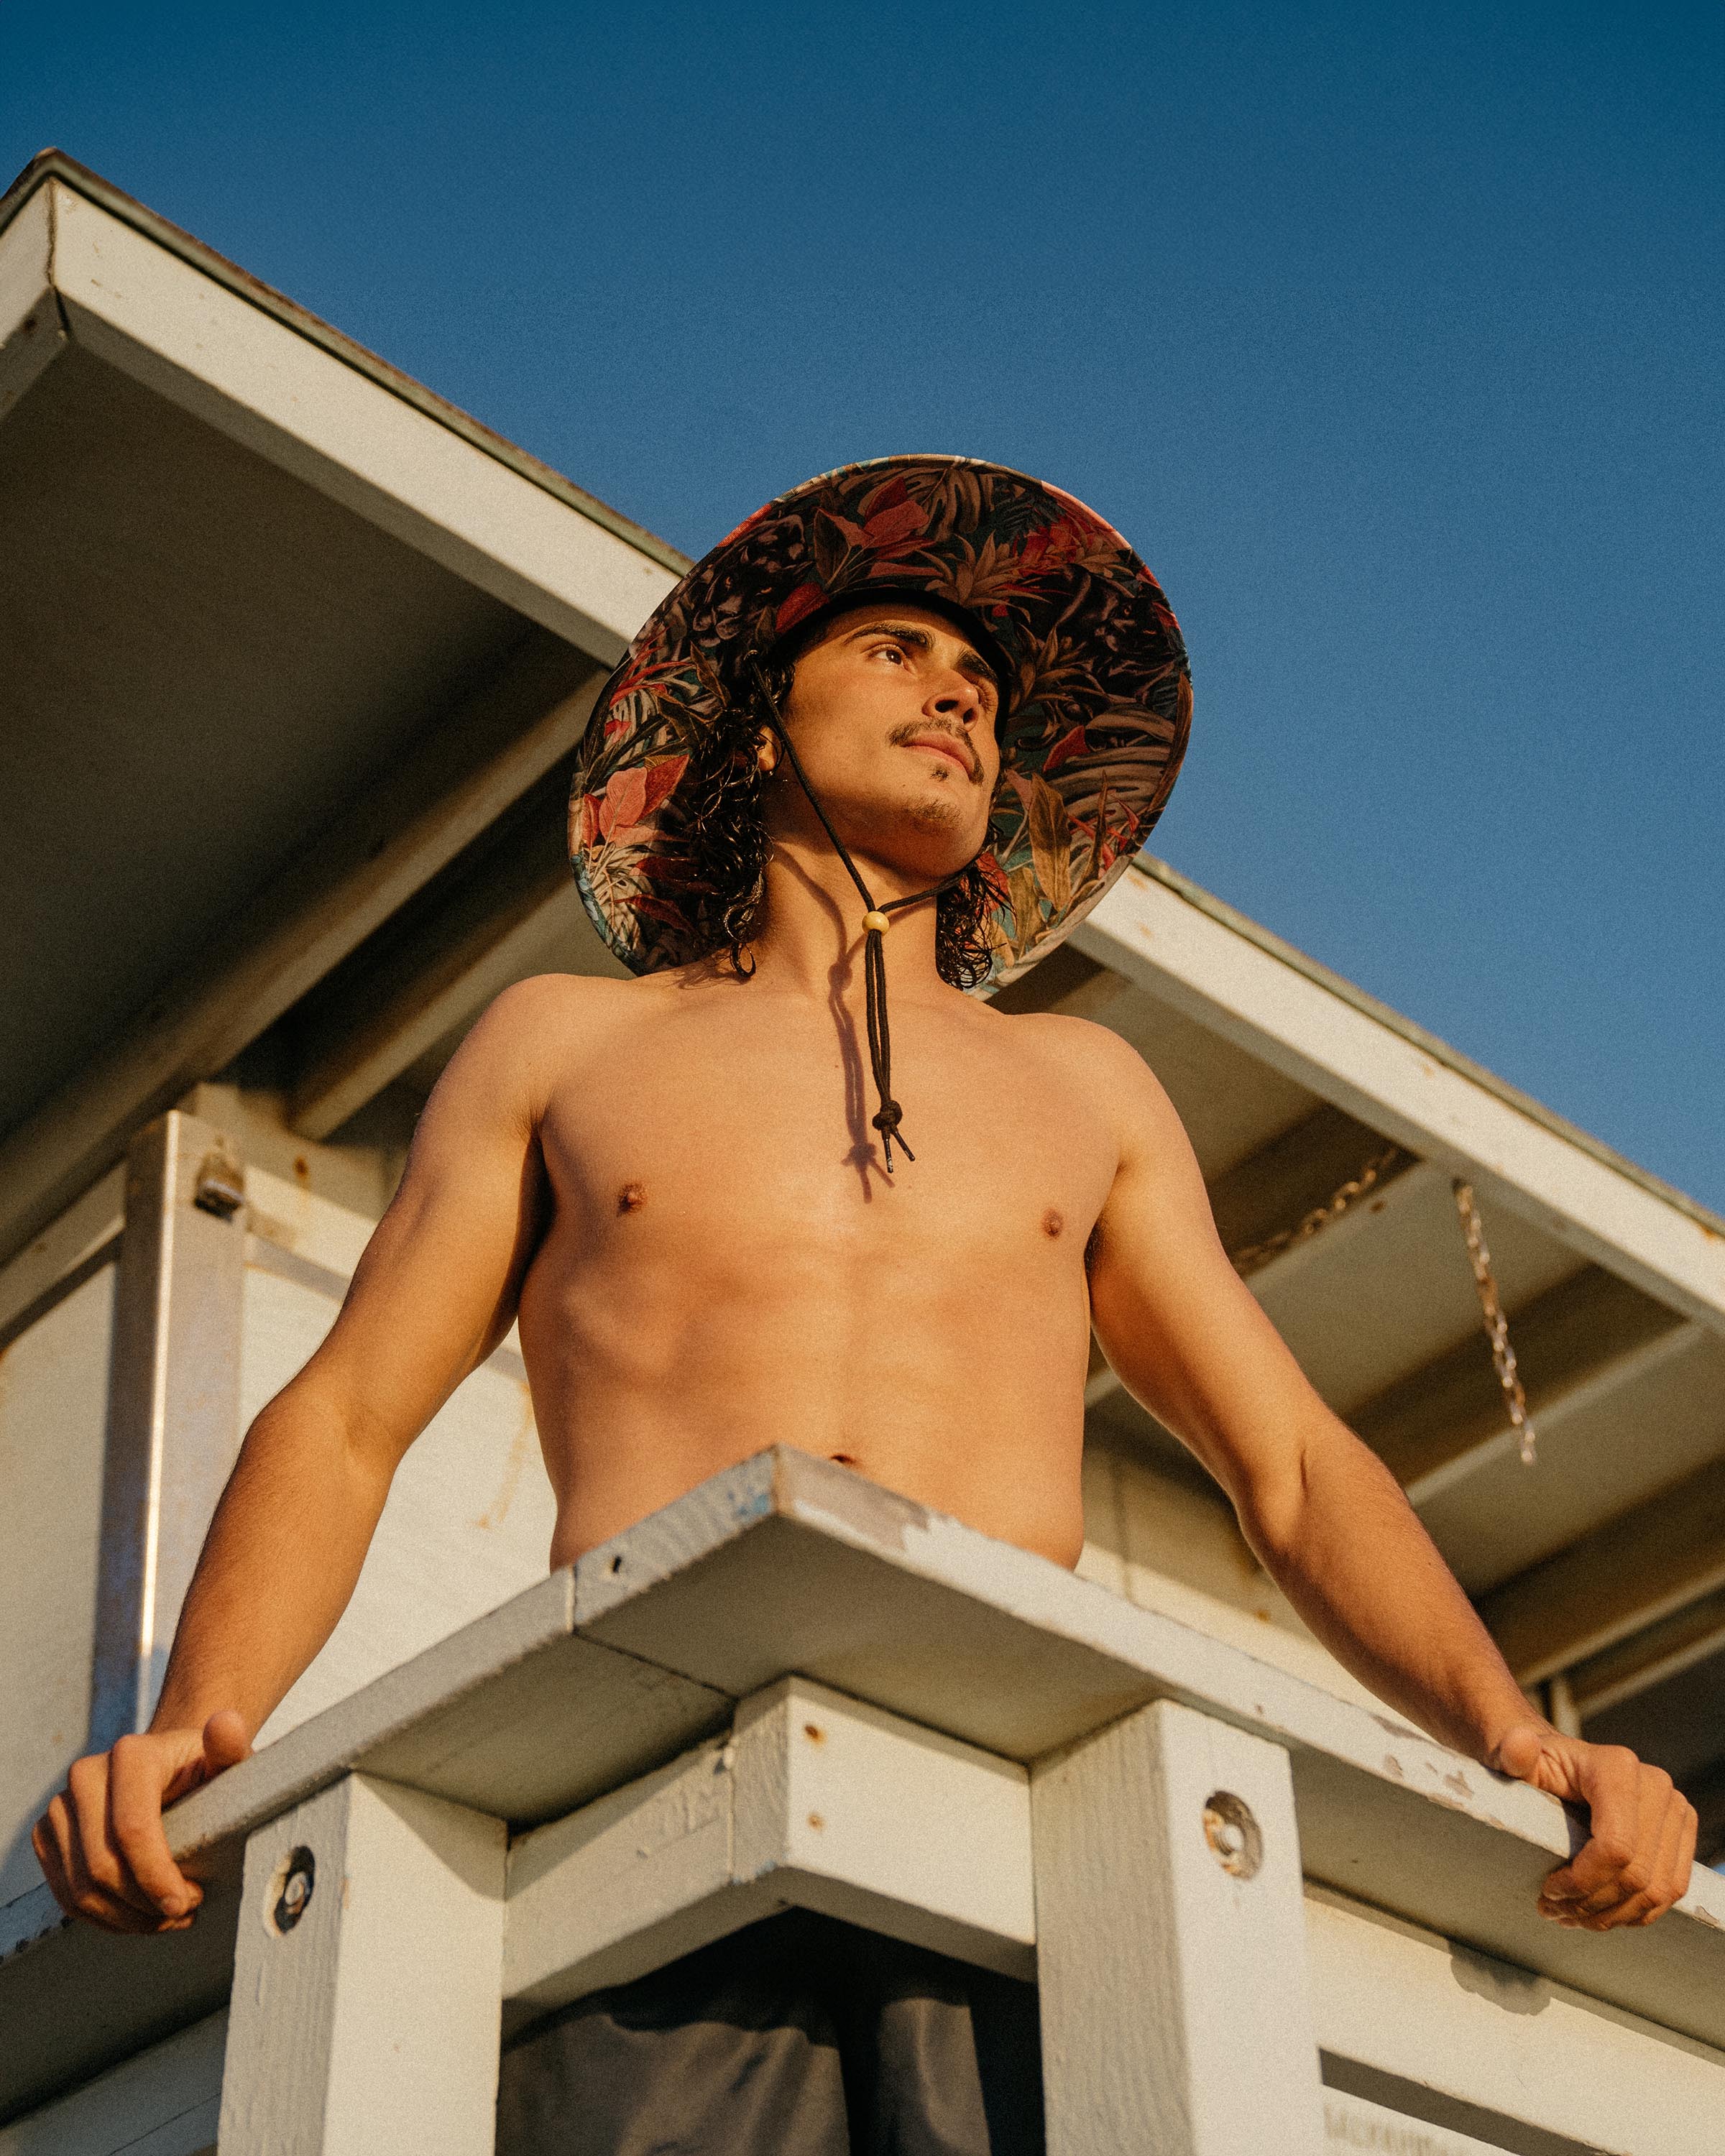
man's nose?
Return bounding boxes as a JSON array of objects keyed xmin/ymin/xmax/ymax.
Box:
[{"xmin": 931, "ymin": 676, "xmax": 983, "ymax": 724}]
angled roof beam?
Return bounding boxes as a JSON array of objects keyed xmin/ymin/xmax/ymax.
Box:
[
  {"xmin": 1078, "ymin": 862, "xmax": 1725, "ymax": 1337},
  {"xmin": 1207, "ymin": 1102, "xmax": 1420, "ymax": 1277},
  {"xmin": 1478, "ymin": 1453, "xmax": 1725, "ymax": 1685},
  {"xmin": 0, "ymin": 637, "xmax": 600, "ymax": 1269},
  {"xmin": 1351, "ymin": 1263, "xmax": 1699, "ymax": 1509},
  {"xmin": 1085, "ymin": 1115, "xmax": 1435, "ymax": 1409},
  {"xmin": 282, "ymin": 768, "xmax": 606, "ymax": 1138},
  {"xmin": 1564, "ymin": 1581, "xmax": 1725, "ymax": 1723},
  {"xmin": 5, "ymin": 163, "xmax": 680, "ymax": 663}
]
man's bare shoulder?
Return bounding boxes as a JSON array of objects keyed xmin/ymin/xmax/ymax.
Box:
[
  {"xmin": 426, "ymin": 972, "xmax": 656, "ymax": 1131},
  {"xmin": 982, "ymin": 1003, "xmax": 1177, "ymax": 1112},
  {"xmin": 473, "ymin": 969, "xmax": 645, "ymax": 1040}
]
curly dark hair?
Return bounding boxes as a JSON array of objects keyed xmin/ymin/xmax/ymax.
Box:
[{"xmin": 675, "ymin": 660, "xmax": 1000, "ymax": 988}]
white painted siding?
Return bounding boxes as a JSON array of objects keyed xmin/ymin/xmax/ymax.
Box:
[{"xmin": 0, "ymin": 1263, "xmax": 116, "ymax": 1902}]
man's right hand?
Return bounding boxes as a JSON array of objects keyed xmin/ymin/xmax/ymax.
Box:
[{"xmin": 32, "ymin": 1710, "xmax": 253, "ymax": 1933}]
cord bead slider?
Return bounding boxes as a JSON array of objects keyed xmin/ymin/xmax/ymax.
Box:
[{"xmin": 862, "ymin": 910, "xmax": 892, "ymax": 934}]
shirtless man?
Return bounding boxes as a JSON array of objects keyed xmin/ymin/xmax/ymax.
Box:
[{"xmin": 36, "ymin": 456, "xmax": 1694, "ymax": 2148}]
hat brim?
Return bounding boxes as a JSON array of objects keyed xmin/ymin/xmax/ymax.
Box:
[{"xmin": 569, "ymin": 453, "xmax": 1192, "ymax": 990}]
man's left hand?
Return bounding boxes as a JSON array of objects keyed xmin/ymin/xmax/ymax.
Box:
[{"xmin": 1491, "ymin": 1721, "xmax": 1698, "ymax": 1929}]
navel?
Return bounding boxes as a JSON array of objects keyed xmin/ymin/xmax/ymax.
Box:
[
  {"xmin": 617, "ymin": 1181, "xmax": 646, "ymax": 1216},
  {"xmin": 1042, "ymin": 1207, "xmax": 1064, "ymax": 1239}
]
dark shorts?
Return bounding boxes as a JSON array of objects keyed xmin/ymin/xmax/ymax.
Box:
[{"xmin": 497, "ymin": 1909, "xmax": 1046, "ymax": 2156}]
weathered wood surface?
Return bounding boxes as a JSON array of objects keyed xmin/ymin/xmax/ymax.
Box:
[
  {"xmin": 6, "ymin": 1447, "xmax": 1725, "ymax": 2122},
  {"xmin": 729, "ymin": 1677, "xmax": 1034, "ymax": 1973},
  {"xmin": 504, "ymin": 1677, "xmax": 1033, "ymax": 2032},
  {"xmin": 219, "ymin": 1775, "xmax": 504, "ymax": 2156},
  {"xmin": 1034, "ymin": 1698, "xmax": 1322, "ymax": 2155},
  {"xmin": 0, "ymin": 2011, "xmax": 224, "ymax": 2156},
  {"xmin": 0, "ymin": 1881, "xmax": 242, "ymax": 2133},
  {"xmin": 1319, "ymin": 2088, "xmax": 1509, "ymax": 2156},
  {"xmin": 1307, "ymin": 1883, "xmax": 1725, "ymax": 2156}
]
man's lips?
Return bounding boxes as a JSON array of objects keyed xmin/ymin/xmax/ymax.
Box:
[{"xmin": 902, "ymin": 733, "xmax": 978, "ymax": 779}]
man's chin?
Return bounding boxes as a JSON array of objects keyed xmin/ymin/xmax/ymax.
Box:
[{"xmin": 893, "ymin": 803, "xmax": 988, "ymax": 882}]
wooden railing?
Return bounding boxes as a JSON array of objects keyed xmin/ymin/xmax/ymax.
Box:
[{"xmin": 4, "ymin": 1447, "xmax": 1724, "ymax": 2155}]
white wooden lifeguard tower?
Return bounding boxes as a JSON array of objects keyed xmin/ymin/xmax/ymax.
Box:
[{"xmin": 3, "ymin": 152, "xmax": 1724, "ymax": 2156}]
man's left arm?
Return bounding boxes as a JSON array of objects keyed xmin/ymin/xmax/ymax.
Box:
[{"xmin": 1081, "ymin": 1031, "xmax": 1697, "ymax": 1930}]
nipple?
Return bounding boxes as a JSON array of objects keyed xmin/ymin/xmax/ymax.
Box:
[
  {"xmin": 1042, "ymin": 1207, "xmax": 1064, "ymax": 1238},
  {"xmin": 617, "ymin": 1181, "xmax": 646, "ymax": 1215}
]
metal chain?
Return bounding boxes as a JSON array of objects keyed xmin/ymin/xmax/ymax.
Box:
[
  {"xmin": 1452, "ymin": 1179, "xmax": 1537, "ymax": 1466},
  {"xmin": 1228, "ymin": 1148, "xmax": 1405, "ymax": 1278}
]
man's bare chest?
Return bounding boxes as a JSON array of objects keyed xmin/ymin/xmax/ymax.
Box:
[{"xmin": 534, "ymin": 992, "xmax": 1118, "ymax": 1263}]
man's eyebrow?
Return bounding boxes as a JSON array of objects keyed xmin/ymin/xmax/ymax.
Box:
[
  {"xmin": 848, "ymin": 621, "xmax": 998, "ymax": 696},
  {"xmin": 845, "ymin": 619, "xmax": 933, "ymax": 651}
]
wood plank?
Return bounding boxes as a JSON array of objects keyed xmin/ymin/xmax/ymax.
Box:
[
  {"xmin": 1478, "ymin": 1452, "xmax": 1725, "ymax": 1683},
  {"xmin": 285, "ymin": 768, "xmax": 615, "ymax": 1140},
  {"xmin": 569, "ymin": 1450, "xmax": 1725, "ymax": 2050},
  {"xmin": 729, "ymin": 1677, "xmax": 1034, "ymax": 1976},
  {"xmin": 45, "ymin": 180, "xmax": 678, "ymax": 660},
  {"xmin": 1206, "ymin": 1102, "xmax": 1419, "ymax": 1276},
  {"xmin": 1076, "ymin": 864, "xmax": 1725, "ymax": 1335},
  {"xmin": 0, "ymin": 2013, "xmax": 223, "ymax": 2156},
  {"xmin": 0, "ymin": 1166, "xmax": 123, "ymax": 1344},
  {"xmin": 1307, "ymin": 1883, "xmax": 1725, "ymax": 2156},
  {"xmin": 1351, "ymin": 1263, "xmax": 1694, "ymax": 1507},
  {"xmin": 0, "ymin": 1884, "xmax": 241, "ymax": 2133},
  {"xmin": 1320, "ymin": 2087, "xmax": 1510, "ymax": 2156},
  {"xmin": 504, "ymin": 1677, "xmax": 1034, "ymax": 2030},
  {"xmin": 1087, "ymin": 1128, "xmax": 1433, "ymax": 1410},
  {"xmin": 218, "ymin": 1776, "xmax": 504, "ymax": 2156},
  {"xmin": 165, "ymin": 1570, "xmax": 726, "ymax": 1855},
  {"xmin": 1034, "ymin": 1697, "xmax": 1323, "ymax": 2155},
  {"xmin": 0, "ymin": 1579, "xmax": 724, "ymax": 2123},
  {"xmin": 502, "ymin": 1736, "xmax": 773, "ymax": 2032},
  {"xmin": 90, "ymin": 1115, "xmax": 248, "ymax": 1748},
  {"xmin": 0, "ymin": 632, "xmax": 599, "ymax": 1279},
  {"xmin": 11, "ymin": 1447, "xmax": 1725, "ymax": 2120},
  {"xmin": 1566, "ymin": 1580, "xmax": 1725, "ymax": 1720}
]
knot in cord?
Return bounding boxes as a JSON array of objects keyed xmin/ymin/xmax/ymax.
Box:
[{"xmin": 747, "ymin": 658, "xmax": 949, "ymax": 1173}]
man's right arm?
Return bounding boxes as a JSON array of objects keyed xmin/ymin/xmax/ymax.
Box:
[{"xmin": 32, "ymin": 977, "xmax": 570, "ymax": 1934}]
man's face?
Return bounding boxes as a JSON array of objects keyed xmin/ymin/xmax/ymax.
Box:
[{"xmin": 770, "ymin": 602, "xmax": 1002, "ymax": 883}]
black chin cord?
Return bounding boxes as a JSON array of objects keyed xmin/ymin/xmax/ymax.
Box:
[{"xmin": 748, "ymin": 660, "xmax": 949, "ymax": 1172}]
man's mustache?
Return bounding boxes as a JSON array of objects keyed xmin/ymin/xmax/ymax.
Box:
[{"xmin": 888, "ymin": 723, "xmax": 982, "ymax": 781}]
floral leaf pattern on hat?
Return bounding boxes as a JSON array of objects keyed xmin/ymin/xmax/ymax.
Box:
[{"xmin": 570, "ymin": 454, "xmax": 1192, "ymax": 987}]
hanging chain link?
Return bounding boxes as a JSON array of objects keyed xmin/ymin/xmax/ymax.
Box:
[
  {"xmin": 1452, "ymin": 1179, "xmax": 1537, "ymax": 1466},
  {"xmin": 1228, "ymin": 1148, "xmax": 1406, "ymax": 1278}
]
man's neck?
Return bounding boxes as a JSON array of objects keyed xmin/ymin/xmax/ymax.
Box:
[{"xmin": 743, "ymin": 838, "xmax": 947, "ymax": 999}]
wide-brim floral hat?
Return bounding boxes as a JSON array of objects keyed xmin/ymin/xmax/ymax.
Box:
[{"xmin": 569, "ymin": 453, "xmax": 1192, "ymax": 990}]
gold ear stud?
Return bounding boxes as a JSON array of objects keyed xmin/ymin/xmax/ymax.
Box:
[{"xmin": 862, "ymin": 910, "xmax": 892, "ymax": 934}]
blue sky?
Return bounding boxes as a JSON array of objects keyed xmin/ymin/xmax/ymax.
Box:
[{"xmin": 5, "ymin": 2, "xmax": 1721, "ymax": 1205}]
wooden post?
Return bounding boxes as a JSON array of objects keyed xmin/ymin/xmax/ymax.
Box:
[
  {"xmin": 1032, "ymin": 1697, "xmax": 1323, "ymax": 2156},
  {"xmin": 89, "ymin": 1110, "xmax": 247, "ymax": 1746},
  {"xmin": 218, "ymin": 1774, "xmax": 505, "ymax": 2156}
]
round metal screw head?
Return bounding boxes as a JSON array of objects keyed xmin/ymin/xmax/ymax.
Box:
[
  {"xmin": 1202, "ymin": 1792, "xmax": 1263, "ymax": 1880},
  {"xmin": 270, "ymin": 1846, "xmax": 316, "ymax": 1934}
]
